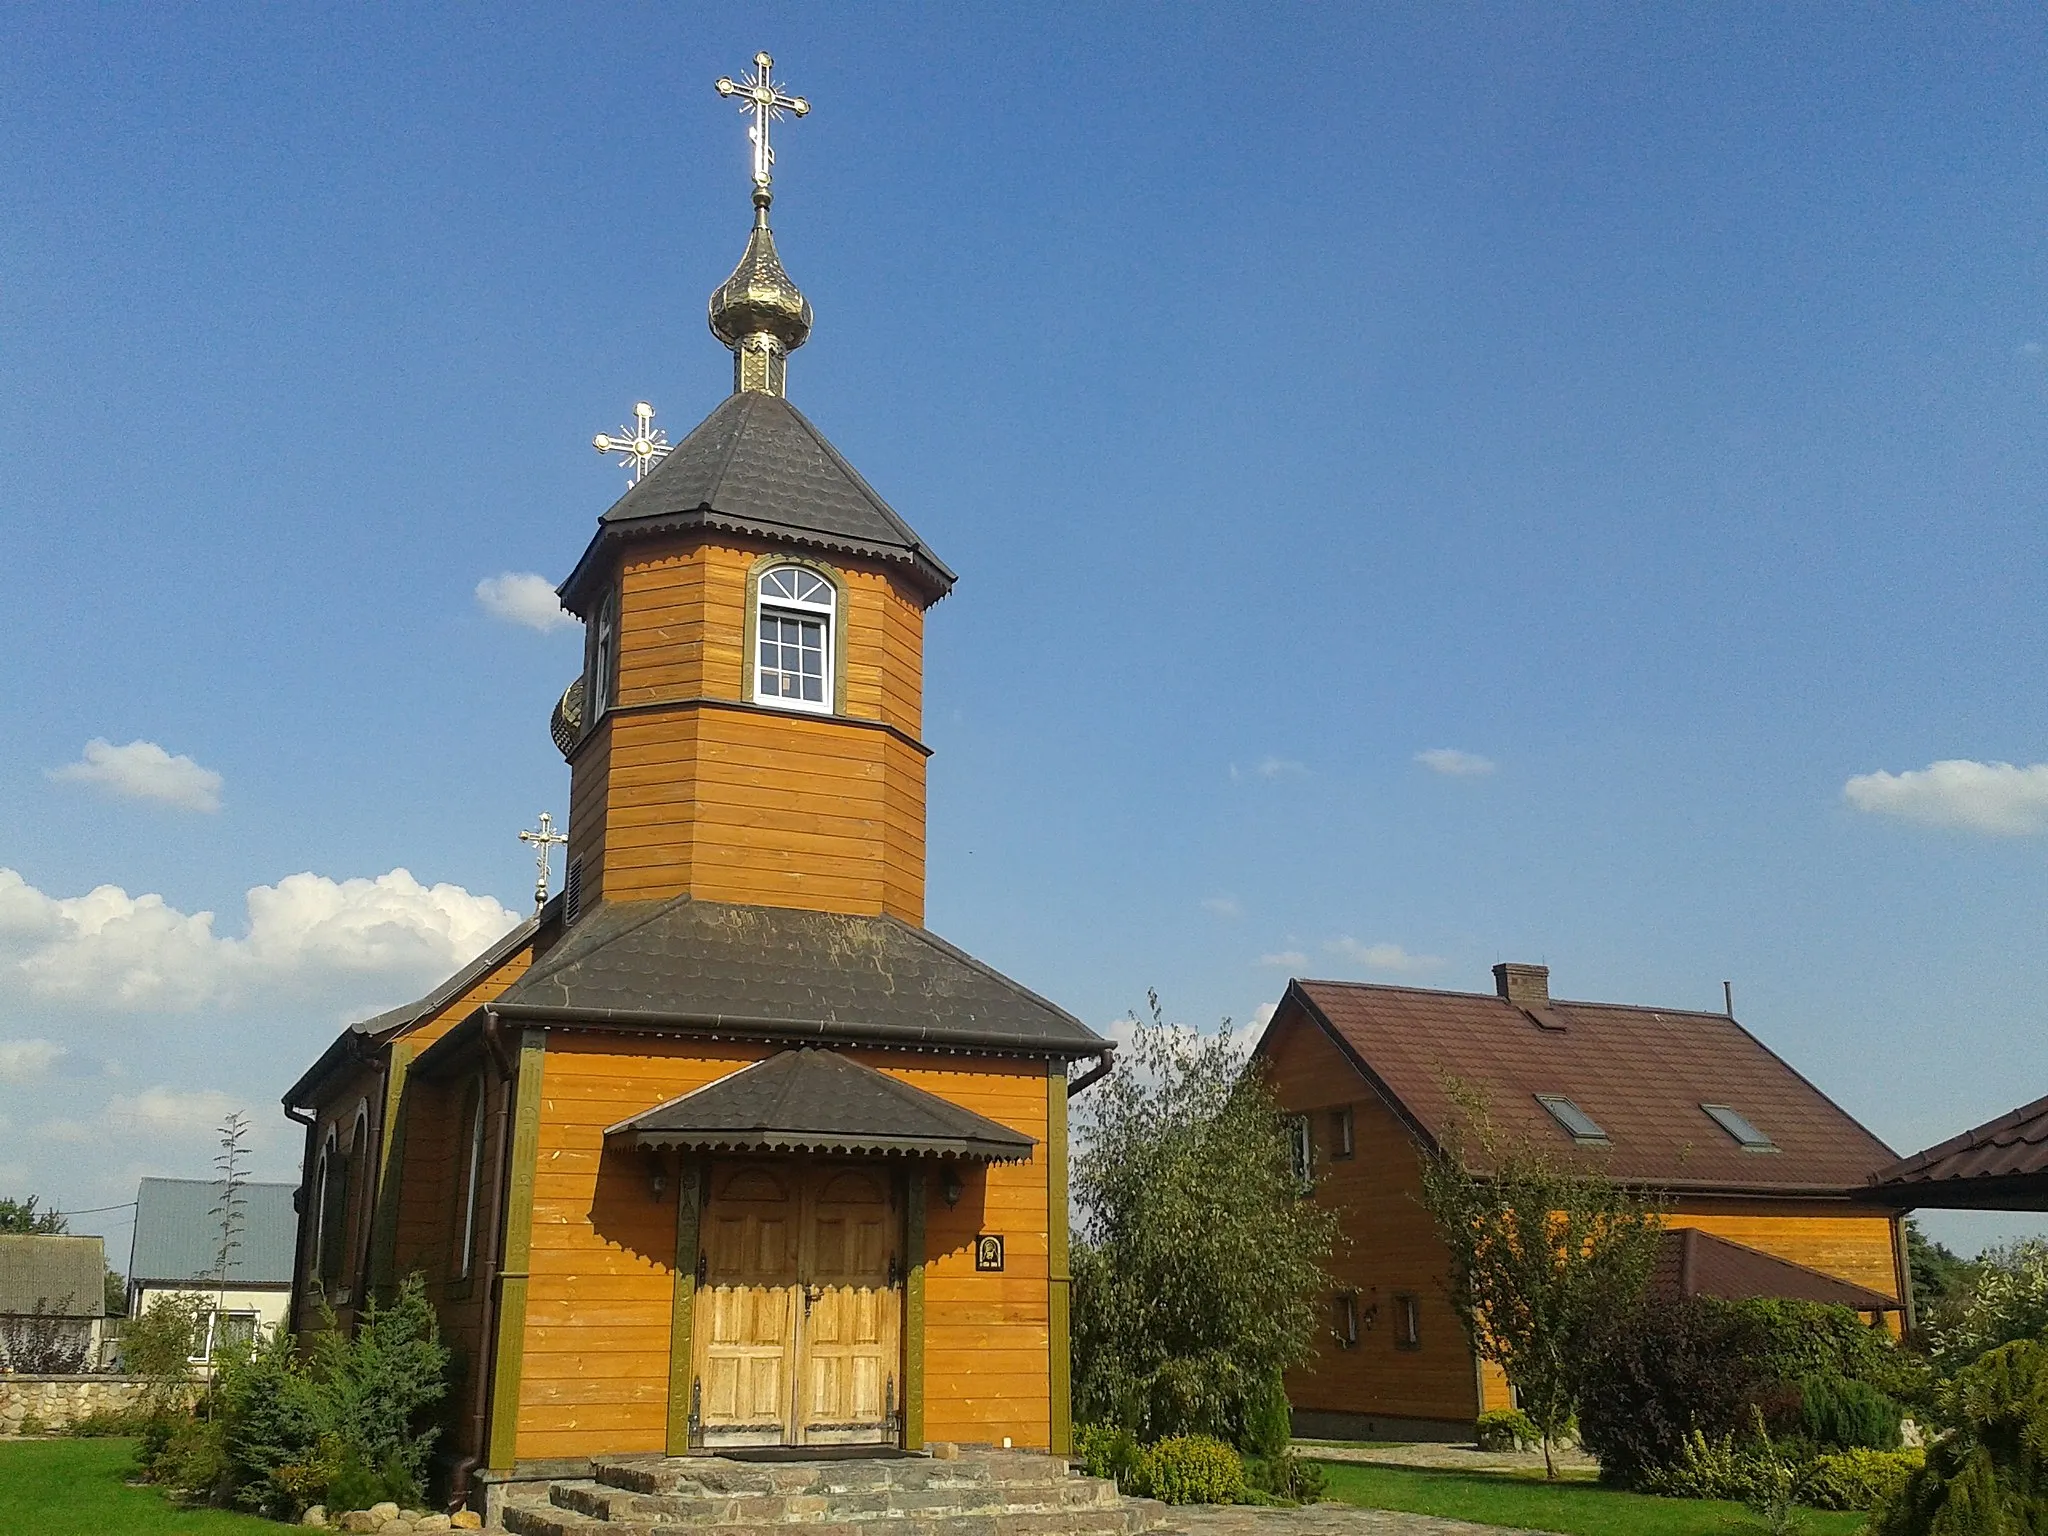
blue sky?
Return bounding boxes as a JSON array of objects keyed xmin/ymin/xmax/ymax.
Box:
[{"xmin": 2, "ymin": 4, "xmax": 2045, "ymax": 1260}]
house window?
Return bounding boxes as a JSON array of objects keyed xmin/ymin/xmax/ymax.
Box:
[
  {"xmin": 1535, "ymin": 1093, "xmax": 1609, "ymax": 1146},
  {"xmin": 1286, "ymin": 1115, "xmax": 1313, "ymax": 1193},
  {"xmin": 191, "ymin": 1310, "xmax": 260, "ymax": 1364},
  {"xmin": 314, "ymin": 1129, "xmax": 346, "ymax": 1285},
  {"xmin": 754, "ymin": 565, "xmax": 834, "ymax": 713},
  {"xmin": 455, "ymin": 1079, "xmax": 487, "ymax": 1279},
  {"xmin": 1394, "ymin": 1292, "xmax": 1421, "ymax": 1350},
  {"xmin": 1334, "ymin": 1292, "xmax": 1360, "ymax": 1349},
  {"xmin": 1329, "ymin": 1106, "xmax": 1355, "ymax": 1160},
  {"xmin": 1701, "ymin": 1103, "xmax": 1777, "ymax": 1152},
  {"xmin": 590, "ymin": 590, "xmax": 618, "ymax": 721}
]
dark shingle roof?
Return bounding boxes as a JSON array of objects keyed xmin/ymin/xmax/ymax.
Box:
[
  {"xmin": 608, "ymin": 1048, "xmax": 1036, "ymax": 1162},
  {"xmin": 284, "ymin": 905, "xmax": 549, "ymax": 1109},
  {"xmin": 560, "ymin": 391, "xmax": 955, "ymax": 613},
  {"xmin": 484, "ymin": 894, "xmax": 1104, "ymax": 1058},
  {"xmin": 1272, "ymin": 979, "xmax": 1896, "ymax": 1195},
  {"xmin": 1649, "ymin": 1227, "xmax": 1901, "ymax": 1311},
  {"xmin": 1867, "ymin": 1092, "xmax": 2048, "ymax": 1210},
  {"xmin": 128, "ymin": 1179, "xmax": 298, "ymax": 1288},
  {"xmin": 0, "ymin": 1235, "xmax": 105, "ymax": 1318}
]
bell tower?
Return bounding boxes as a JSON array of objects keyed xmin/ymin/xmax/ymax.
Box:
[{"xmin": 549, "ymin": 56, "xmax": 953, "ymax": 926}]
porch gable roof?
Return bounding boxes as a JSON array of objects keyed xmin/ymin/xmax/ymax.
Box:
[{"xmin": 605, "ymin": 1048, "xmax": 1037, "ymax": 1163}]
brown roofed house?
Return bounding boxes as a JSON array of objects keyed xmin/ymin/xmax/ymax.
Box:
[{"xmin": 1253, "ymin": 963, "xmax": 1908, "ymax": 1441}]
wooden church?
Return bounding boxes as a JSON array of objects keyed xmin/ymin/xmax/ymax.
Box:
[{"xmin": 282, "ymin": 59, "xmax": 1107, "ymax": 1509}]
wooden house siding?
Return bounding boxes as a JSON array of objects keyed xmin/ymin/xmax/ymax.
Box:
[
  {"xmin": 508, "ymin": 1035, "xmax": 1053, "ymax": 1463},
  {"xmin": 565, "ymin": 537, "xmax": 928, "ymax": 923},
  {"xmin": 1262, "ymin": 1013, "xmax": 1479, "ymax": 1426}
]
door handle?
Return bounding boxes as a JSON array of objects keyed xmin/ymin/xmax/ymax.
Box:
[{"xmin": 803, "ymin": 1283, "xmax": 822, "ymax": 1317}]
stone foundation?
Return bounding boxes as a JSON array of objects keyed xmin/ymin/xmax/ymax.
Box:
[{"xmin": 0, "ymin": 1374, "xmax": 158, "ymax": 1432}]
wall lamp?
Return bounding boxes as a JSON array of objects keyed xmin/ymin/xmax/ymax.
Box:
[{"xmin": 941, "ymin": 1162, "xmax": 964, "ymax": 1208}]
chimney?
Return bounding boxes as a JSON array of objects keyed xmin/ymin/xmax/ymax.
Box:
[{"xmin": 1493, "ymin": 963, "xmax": 1550, "ymax": 1007}]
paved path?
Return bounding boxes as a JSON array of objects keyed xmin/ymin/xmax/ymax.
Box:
[
  {"xmin": 1171, "ymin": 1502, "xmax": 1550, "ymax": 1536},
  {"xmin": 1297, "ymin": 1442, "xmax": 1597, "ymax": 1477}
]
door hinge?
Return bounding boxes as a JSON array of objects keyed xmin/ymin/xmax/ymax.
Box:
[
  {"xmin": 888, "ymin": 1253, "xmax": 901, "ymax": 1287},
  {"xmin": 694, "ymin": 1253, "xmax": 708, "ymax": 1286},
  {"xmin": 688, "ymin": 1376, "xmax": 704, "ymax": 1450}
]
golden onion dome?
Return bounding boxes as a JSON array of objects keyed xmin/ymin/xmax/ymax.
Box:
[{"xmin": 708, "ymin": 192, "xmax": 811, "ymax": 395}]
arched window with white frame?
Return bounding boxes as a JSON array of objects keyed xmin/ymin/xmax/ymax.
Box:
[
  {"xmin": 590, "ymin": 589, "xmax": 618, "ymax": 722},
  {"xmin": 314, "ymin": 1128, "xmax": 343, "ymax": 1286},
  {"xmin": 753, "ymin": 565, "xmax": 834, "ymax": 714}
]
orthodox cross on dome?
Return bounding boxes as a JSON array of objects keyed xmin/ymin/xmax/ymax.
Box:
[
  {"xmin": 592, "ymin": 401, "xmax": 672, "ymax": 486},
  {"xmin": 715, "ymin": 52, "xmax": 809, "ymax": 203},
  {"xmin": 519, "ymin": 811, "xmax": 568, "ymax": 913}
]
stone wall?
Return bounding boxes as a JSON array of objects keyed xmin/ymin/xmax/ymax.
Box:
[{"xmin": 0, "ymin": 1374, "xmax": 157, "ymax": 1432}]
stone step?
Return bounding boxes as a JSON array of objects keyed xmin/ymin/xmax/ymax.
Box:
[
  {"xmin": 557, "ymin": 1477, "xmax": 1124, "ymax": 1526},
  {"xmin": 593, "ymin": 1455, "xmax": 1078, "ymax": 1500},
  {"xmin": 503, "ymin": 1506, "xmax": 1163, "ymax": 1536}
]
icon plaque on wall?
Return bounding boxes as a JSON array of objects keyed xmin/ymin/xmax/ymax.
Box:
[{"xmin": 975, "ymin": 1234, "xmax": 1004, "ymax": 1272}]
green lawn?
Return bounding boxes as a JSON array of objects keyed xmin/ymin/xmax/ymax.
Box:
[
  {"xmin": 0, "ymin": 1439, "xmax": 276, "ymax": 1536},
  {"xmin": 1315, "ymin": 1459, "xmax": 1870, "ymax": 1536}
]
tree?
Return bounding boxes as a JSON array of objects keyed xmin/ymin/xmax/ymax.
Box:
[
  {"xmin": 1417, "ymin": 1086, "xmax": 1664, "ymax": 1476},
  {"xmin": 0, "ymin": 1195, "xmax": 69, "ymax": 1234},
  {"xmin": 1070, "ymin": 999, "xmax": 1340, "ymax": 1448},
  {"xmin": 1906, "ymin": 1219, "xmax": 1976, "ymax": 1312},
  {"xmin": 1927, "ymin": 1237, "xmax": 2048, "ymax": 1374},
  {"xmin": 1876, "ymin": 1336, "xmax": 2048, "ymax": 1535}
]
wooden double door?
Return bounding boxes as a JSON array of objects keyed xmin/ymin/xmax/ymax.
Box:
[{"xmin": 692, "ymin": 1160, "xmax": 904, "ymax": 1447}]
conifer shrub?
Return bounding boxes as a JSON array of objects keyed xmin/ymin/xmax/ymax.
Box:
[
  {"xmin": 1875, "ymin": 1337, "xmax": 2048, "ymax": 1535},
  {"xmin": 1138, "ymin": 1434, "xmax": 1246, "ymax": 1505},
  {"xmin": 1799, "ymin": 1373, "xmax": 1903, "ymax": 1451}
]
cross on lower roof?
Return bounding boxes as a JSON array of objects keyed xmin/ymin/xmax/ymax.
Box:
[
  {"xmin": 592, "ymin": 401, "xmax": 672, "ymax": 486},
  {"xmin": 715, "ymin": 51, "xmax": 808, "ymax": 200},
  {"xmin": 518, "ymin": 811, "xmax": 567, "ymax": 913}
]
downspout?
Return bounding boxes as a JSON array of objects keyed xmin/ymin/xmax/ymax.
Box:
[
  {"xmin": 283, "ymin": 1103, "xmax": 317, "ymax": 1340},
  {"xmin": 450, "ymin": 1010, "xmax": 520, "ymax": 1511},
  {"xmin": 1066, "ymin": 1049, "xmax": 1115, "ymax": 1099}
]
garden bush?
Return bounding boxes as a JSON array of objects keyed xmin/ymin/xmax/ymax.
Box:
[
  {"xmin": 140, "ymin": 1273, "xmax": 449, "ymax": 1518},
  {"xmin": 1244, "ymin": 1451, "xmax": 1327, "ymax": 1502},
  {"xmin": 1075, "ymin": 1422, "xmax": 1145, "ymax": 1493},
  {"xmin": 1875, "ymin": 1337, "xmax": 2048, "ymax": 1535},
  {"xmin": 1576, "ymin": 1294, "xmax": 1915, "ymax": 1487},
  {"xmin": 1924, "ymin": 1237, "xmax": 2048, "ymax": 1374},
  {"xmin": 1475, "ymin": 1407, "xmax": 1540, "ymax": 1452},
  {"xmin": 1800, "ymin": 1373, "xmax": 1903, "ymax": 1451},
  {"xmin": 1139, "ymin": 1434, "xmax": 1247, "ymax": 1504},
  {"xmin": 1640, "ymin": 1425, "xmax": 1789, "ymax": 1505},
  {"xmin": 1796, "ymin": 1448, "xmax": 1924, "ymax": 1511},
  {"xmin": 64, "ymin": 1405, "xmax": 151, "ymax": 1437}
]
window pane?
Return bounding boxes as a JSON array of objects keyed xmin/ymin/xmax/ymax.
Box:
[
  {"xmin": 1702, "ymin": 1104, "xmax": 1775, "ymax": 1149},
  {"xmin": 1535, "ymin": 1094, "xmax": 1608, "ymax": 1143}
]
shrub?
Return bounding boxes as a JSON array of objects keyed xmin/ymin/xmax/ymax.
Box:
[
  {"xmin": 1476, "ymin": 1407, "xmax": 1540, "ymax": 1452},
  {"xmin": 1875, "ymin": 1337, "xmax": 2048, "ymax": 1535},
  {"xmin": 65, "ymin": 1406, "xmax": 151, "ymax": 1437},
  {"xmin": 1576, "ymin": 1295, "xmax": 1916, "ymax": 1487},
  {"xmin": 1239, "ymin": 1375, "xmax": 1293, "ymax": 1459},
  {"xmin": 1075, "ymin": 1422, "xmax": 1145, "ymax": 1493},
  {"xmin": 1139, "ymin": 1434, "xmax": 1246, "ymax": 1505},
  {"xmin": 306, "ymin": 1275, "xmax": 450, "ymax": 1498},
  {"xmin": 324, "ymin": 1443, "xmax": 420, "ymax": 1515},
  {"xmin": 1244, "ymin": 1451, "xmax": 1327, "ymax": 1502},
  {"xmin": 1800, "ymin": 1374, "xmax": 1903, "ymax": 1451},
  {"xmin": 1925, "ymin": 1237, "xmax": 2048, "ymax": 1374},
  {"xmin": 1640, "ymin": 1426, "xmax": 1789, "ymax": 1504},
  {"xmin": 150, "ymin": 1415, "xmax": 230, "ymax": 1503},
  {"xmin": 17, "ymin": 1414, "xmax": 47, "ymax": 1436},
  {"xmin": 1796, "ymin": 1448, "xmax": 1924, "ymax": 1511}
]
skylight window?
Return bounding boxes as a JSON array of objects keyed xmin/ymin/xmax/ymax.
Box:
[
  {"xmin": 1702, "ymin": 1103, "xmax": 1777, "ymax": 1152},
  {"xmin": 1535, "ymin": 1094, "xmax": 1608, "ymax": 1145}
]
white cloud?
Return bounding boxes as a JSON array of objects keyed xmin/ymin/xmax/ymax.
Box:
[
  {"xmin": 1248, "ymin": 1001, "xmax": 1279, "ymax": 1033},
  {"xmin": 1201, "ymin": 895, "xmax": 1242, "ymax": 918},
  {"xmin": 0, "ymin": 1038, "xmax": 64, "ymax": 1082},
  {"xmin": 107, "ymin": 1086, "xmax": 249, "ymax": 1141},
  {"xmin": 1843, "ymin": 759, "xmax": 2048, "ymax": 836},
  {"xmin": 476, "ymin": 572, "xmax": 576, "ymax": 633},
  {"xmin": 49, "ymin": 739, "xmax": 222, "ymax": 812},
  {"xmin": 0, "ymin": 866, "xmax": 520, "ymax": 1012},
  {"xmin": 1325, "ymin": 937, "xmax": 1446, "ymax": 975},
  {"xmin": 1259, "ymin": 949, "xmax": 1309, "ymax": 967},
  {"xmin": 1229, "ymin": 757, "xmax": 1308, "ymax": 782},
  {"xmin": 1416, "ymin": 748, "xmax": 1496, "ymax": 778}
]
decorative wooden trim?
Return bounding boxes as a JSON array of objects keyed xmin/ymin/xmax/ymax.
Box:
[
  {"xmin": 665, "ymin": 1158, "xmax": 706, "ymax": 1455},
  {"xmin": 903, "ymin": 1168, "xmax": 926, "ymax": 1449},
  {"xmin": 1047, "ymin": 1059, "xmax": 1072, "ymax": 1454},
  {"xmin": 367, "ymin": 1041, "xmax": 417, "ymax": 1298},
  {"xmin": 487, "ymin": 1028, "xmax": 547, "ymax": 1471},
  {"xmin": 578, "ymin": 693, "xmax": 932, "ymax": 757}
]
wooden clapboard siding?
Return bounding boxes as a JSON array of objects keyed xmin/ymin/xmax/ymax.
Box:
[
  {"xmin": 1662, "ymin": 1203, "xmax": 1902, "ymax": 1301},
  {"xmin": 1263, "ymin": 1014, "xmax": 1481, "ymax": 1426},
  {"xmin": 511, "ymin": 1036, "xmax": 1054, "ymax": 1462},
  {"xmin": 564, "ymin": 534, "xmax": 929, "ymax": 924}
]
